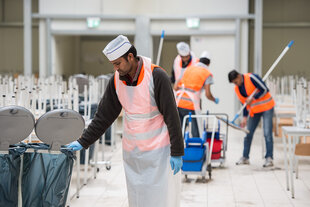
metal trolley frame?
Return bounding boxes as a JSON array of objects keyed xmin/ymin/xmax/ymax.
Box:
[
  {"xmin": 206, "ymin": 113, "xmax": 229, "ymax": 167},
  {"xmin": 181, "ymin": 114, "xmax": 218, "ymax": 182}
]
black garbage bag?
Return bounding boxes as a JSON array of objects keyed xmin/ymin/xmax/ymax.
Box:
[
  {"xmin": 22, "ymin": 147, "xmax": 74, "ymax": 207},
  {"xmin": 0, "ymin": 146, "xmax": 26, "ymax": 207},
  {"xmin": 0, "ymin": 152, "xmax": 21, "ymax": 207}
]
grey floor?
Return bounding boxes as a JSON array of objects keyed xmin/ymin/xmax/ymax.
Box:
[{"xmin": 69, "ymin": 127, "xmax": 310, "ymax": 207}]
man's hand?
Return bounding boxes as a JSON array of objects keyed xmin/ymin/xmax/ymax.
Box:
[
  {"xmin": 246, "ymin": 97, "xmax": 253, "ymax": 106},
  {"xmin": 67, "ymin": 141, "xmax": 83, "ymax": 151},
  {"xmin": 240, "ymin": 117, "xmax": 247, "ymax": 128},
  {"xmin": 170, "ymin": 156, "xmax": 183, "ymax": 175}
]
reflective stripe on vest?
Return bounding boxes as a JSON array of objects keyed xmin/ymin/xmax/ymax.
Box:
[
  {"xmin": 176, "ymin": 65, "xmax": 212, "ymax": 110},
  {"xmin": 114, "ymin": 56, "xmax": 170, "ymax": 152},
  {"xmin": 235, "ymin": 73, "xmax": 275, "ymax": 116}
]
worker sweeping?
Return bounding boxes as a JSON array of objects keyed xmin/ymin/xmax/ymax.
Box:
[
  {"xmin": 175, "ymin": 51, "xmax": 219, "ymax": 138},
  {"xmin": 228, "ymin": 70, "xmax": 275, "ymax": 167},
  {"xmin": 67, "ymin": 35, "xmax": 184, "ymax": 207}
]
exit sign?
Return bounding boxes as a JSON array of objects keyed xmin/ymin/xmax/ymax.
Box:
[
  {"xmin": 186, "ymin": 18, "xmax": 200, "ymax": 29},
  {"xmin": 87, "ymin": 17, "xmax": 101, "ymax": 28}
]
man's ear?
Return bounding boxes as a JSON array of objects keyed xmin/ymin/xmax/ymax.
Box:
[{"xmin": 128, "ymin": 53, "xmax": 134, "ymax": 61}]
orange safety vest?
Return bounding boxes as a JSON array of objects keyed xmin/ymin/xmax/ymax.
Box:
[
  {"xmin": 173, "ymin": 54, "xmax": 198, "ymax": 84},
  {"xmin": 235, "ymin": 73, "xmax": 275, "ymax": 117},
  {"xmin": 176, "ymin": 64, "xmax": 213, "ymax": 111}
]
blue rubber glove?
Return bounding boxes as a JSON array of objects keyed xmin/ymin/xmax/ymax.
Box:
[
  {"xmin": 67, "ymin": 141, "xmax": 83, "ymax": 151},
  {"xmin": 214, "ymin": 97, "xmax": 219, "ymax": 104},
  {"xmin": 170, "ymin": 156, "xmax": 183, "ymax": 175}
]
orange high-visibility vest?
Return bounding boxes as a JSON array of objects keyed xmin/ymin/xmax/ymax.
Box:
[
  {"xmin": 235, "ymin": 73, "xmax": 275, "ymax": 117},
  {"xmin": 173, "ymin": 54, "xmax": 198, "ymax": 84},
  {"xmin": 114, "ymin": 56, "xmax": 170, "ymax": 152},
  {"xmin": 176, "ymin": 65, "xmax": 212, "ymax": 110}
]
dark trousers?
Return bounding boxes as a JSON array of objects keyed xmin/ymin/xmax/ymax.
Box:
[{"xmin": 178, "ymin": 107, "xmax": 200, "ymax": 138}]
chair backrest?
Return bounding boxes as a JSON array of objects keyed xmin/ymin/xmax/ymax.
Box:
[
  {"xmin": 72, "ymin": 74, "xmax": 89, "ymax": 94},
  {"xmin": 97, "ymin": 74, "xmax": 113, "ymax": 98},
  {"xmin": 295, "ymin": 143, "xmax": 310, "ymax": 156},
  {"xmin": 0, "ymin": 106, "xmax": 35, "ymax": 151},
  {"xmin": 35, "ymin": 109, "xmax": 85, "ymax": 151}
]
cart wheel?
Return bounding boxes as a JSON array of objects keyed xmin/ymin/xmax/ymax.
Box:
[{"xmin": 106, "ymin": 165, "xmax": 111, "ymax": 170}]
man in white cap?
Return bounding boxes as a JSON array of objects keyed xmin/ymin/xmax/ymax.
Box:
[
  {"xmin": 67, "ymin": 35, "xmax": 184, "ymax": 207},
  {"xmin": 174, "ymin": 51, "xmax": 219, "ymax": 138},
  {"xmin": 171, "ymin": 42, "xmax": 198, "ymax": 86}
]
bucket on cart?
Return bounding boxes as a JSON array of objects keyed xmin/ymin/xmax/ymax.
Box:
[
  {"xmin": 182, "ymin": 132, "xmax": 207, "ymax": 172},
  {"xmin": 206, "ymin": 139, "xmax": 222, "ymax": 160}
]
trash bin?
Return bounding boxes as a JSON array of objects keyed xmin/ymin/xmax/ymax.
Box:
[
  {"xmin": 22, "ymin": 144, "xmax": 74, "ymax": 207},
  {"xmin": 0, "ymin": 149, "xmax": 22, "ymax": 207},
  {"xmin": 21, "ymin": 109, "xmax": 85, "ymax": 207},
  {"xmin": 0, "ymin": 106, "xmax": 35, "ymax": 207}
]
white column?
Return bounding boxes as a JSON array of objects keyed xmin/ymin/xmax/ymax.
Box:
[
  {"xmin": 23, "ymin": 0, "xmax": 32, "ymax": 76},
  {"xmin": 254, "ymin": 0, "xmax": 263, "ymax": 76}
]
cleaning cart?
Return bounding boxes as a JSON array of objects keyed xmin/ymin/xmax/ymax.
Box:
[
  {"xmin": 205, "ymin": 113, "xmax": 229, "ymax": 167},
  {"xmin": 181, "ymin": 114, "xmax": 217, "ymax": 182}
]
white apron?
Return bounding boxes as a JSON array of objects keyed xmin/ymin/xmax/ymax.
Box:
[{"xmin": 115, "ymin": 56, "xmax": 181, "ymax": 207}]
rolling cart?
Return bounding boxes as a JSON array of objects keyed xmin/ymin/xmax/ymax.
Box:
[
  {"xmin": 204, "ymin": 113, "xmax": 229, "ymax": 167},
  {"xmin": 181, "ymin": 114, "xmax": 217, "ymax": 182}
]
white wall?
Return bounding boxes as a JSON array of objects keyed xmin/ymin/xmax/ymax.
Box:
[
  {"xmin": 40, "ymin": 0, "xmax": 248, "ymax": 15},
  {"xmin": 191, "ymin": 36, "xmax": 237, "ymax": 118},
  {"xmin": 0, "ymin": 0, "xmax": 39, "ymax": 75},
  {"xmin": 39, "ymin": 0, "xmax": 102, "ymax": 14},
  {"xmin": 38, "ymin": 0, "xmax": 249, "ymax": 116},
  {"xmin": 102, "ymin": 0, "xmax": 248, "ymax": 15},
  {"xmin": 53, "ymin": 36, "xmax": 78, "ymax": 77}
]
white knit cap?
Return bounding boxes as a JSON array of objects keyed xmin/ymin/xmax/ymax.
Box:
[
  {"xmin": 102, "ymin": 35, "xmax": 132, "ymax": 61},
  {"xmin": 176, "ymin": 42, "xmax": 190, "ymax": 56},
  {"xmin": 200, "ymin": 51, "xmax": 211, "ymax": 60}
]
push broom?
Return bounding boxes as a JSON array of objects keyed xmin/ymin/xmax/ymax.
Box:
[{"xmin": 218, "ymin": 40, "xmax": 294, "ymax": 133}]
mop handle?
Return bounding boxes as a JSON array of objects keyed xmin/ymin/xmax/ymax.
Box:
[
  {"xmin": 234, "ymin": 40, "xmax": 294, "ymax": 120},
  {"xmin": 156, "ymin": 30, "xmax": 165, "ymax": 66},
  {"xmin": 262, "ymin": 40, "xmax": 294, "ymax": 81}
]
